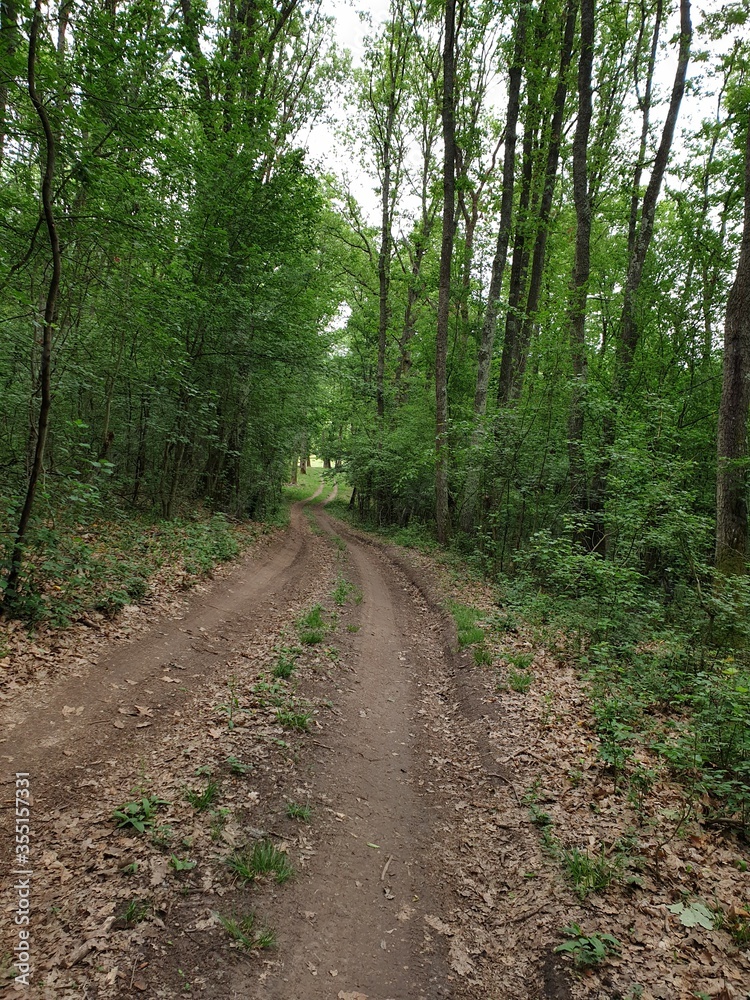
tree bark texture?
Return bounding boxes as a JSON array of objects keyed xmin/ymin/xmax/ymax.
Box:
[
  {"xmin": 715, "ymin": 117, "xmax": 750, "ymax": 575},
  {"xmin": 567, "ymin": 0, "xmax": 594, "ymax": 526},
  {"xmin": 4, "ymin": 0, "xmax": 61, "ymax": 607},
  {"xmin": 435, "ymin": 0, "xmax": 456, "ymax": 545}
]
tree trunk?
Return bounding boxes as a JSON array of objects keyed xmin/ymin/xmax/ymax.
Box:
[
  {"xmin": 715, "ymin": 117, "xmax": 750, "ymax": 575},
  {"xmin": 496, "ymin": 119, "xmax": 534, "ymax": 407},
  {"xmin": 4, "ymin": 0, "xmax": 61, "ymax": 608},
  {"xmin": 567, "ymin": 0, "xmax": 594, "ymax": 528},
  {"xmin": 458, "ymin": 1, "xmax": 527, "ymax": 533},
  {"xmin": 618, "ymin": 0, "xmax": 692, "ymax": 379},
  {"xmin": 507, "ymin": 0, "xmax": 577, "ymax": 401},
  {"xmin": 435, "ymin": 0, "xmax": 457, "ymax": 545}
]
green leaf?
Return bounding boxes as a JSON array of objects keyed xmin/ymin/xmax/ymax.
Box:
[{"xmin": 667, "ymin": 900, "xmax": 714, "ymax": 929}]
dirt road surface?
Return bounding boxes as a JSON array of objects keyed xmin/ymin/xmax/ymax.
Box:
[{"xmin": 1, "ymin": 499, "xmax": 571, "ymax": 1000}]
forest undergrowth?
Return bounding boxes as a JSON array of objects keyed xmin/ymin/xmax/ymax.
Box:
[{"xmin": 331, "ymin": 499, "xmax": 750, "ymax": 994}]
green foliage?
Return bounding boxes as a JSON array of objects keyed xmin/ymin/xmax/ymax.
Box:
[
  {"xmin": 297, "ymin": 604, "xmax": 327, "ymax": 644},
  {"xmin": 276, "ymin": 708, "xmax": 312, "ymax": 731},
  {"xmin": 169, "ymin": 855, "xmax": 197, "ymax": 873},
  {"xmin": 554, "ymin": 924, "xmax": 621, "ymax": 969},
  {"xmin": 272, "ymin": 652, "xmax": 297, "ymax": 679},
  {"xmin": 112, "ymin": 795, "xmax": 168, "ymax": 834},
  {"xmin": 286, "ymin": 801, "xmax": 312, "ymax": 822},
  {"xmin": 332, "ymin": 576, "xmax": 360, "ymax": 606},
  {"xmin": 507, "ymin": 668, "xmax": 533, "ymax": 694},
  {"xmin": 450, "ymin": 602, "xmax": 486, "ymax": 648},
  {"xmin": 473, "ymin": 645, "xmax": 493, "ymax": 666},
  {"xmin": 560, "ymin": 845, "xmax": 624, "ymax": 899},
  {"xmin": 119, "ymin": 899, "xmax": 151, "ymax": 927},
  {"xmin": 226, "ymin": 840, "xmax": 295, "ymax": 884},
  {"xmin": 218, "ymin": 911, "xmax": 276, "ymax": 950},
  {"xmin": 184, "ymin": 779, "xmax": 220, "ymax": 812},
  {"xmin": 0, "ymin": 509, "xmax": 251, "ymax": 626},
  {"xmin": 667, "ymin": 899, "xmax": 714, "ymax": 929},
  {"xmin": 225, "ymin": 756, "xmax": 251, "ymax": 776}
]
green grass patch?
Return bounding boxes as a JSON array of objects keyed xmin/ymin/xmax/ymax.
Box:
[
  {"xmin": 449, "ymin": 601, "xmax": 486, "ymax": 648},
  {"xmin": 272, "ymin": 651, "xmax": 297, "ymax": 679},
  {"xmin": 286, "ymin": 801, "xmax": 311, "ymax": 822},
  {"xmin": 297, "ymin": 603, "xmax": 327, "ymax": 644},
  {"xmin": 218, "ymin": 911, "xmax": 276, "ymax": 950},
  {"xmin": 184, "ymin": 779, "xmax": 220, "ymax": 811},
  {"xmin": 277, "ymin": 708, "xmax": 312, "ymax": 731},
  {"xmin": 226, "ymin": 840, "xmax": 294, "ymax": 884}
]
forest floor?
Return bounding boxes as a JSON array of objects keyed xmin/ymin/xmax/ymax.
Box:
[{"xmin": 1, "ymin": 478, "xmax": 749, "ymax": 1000}]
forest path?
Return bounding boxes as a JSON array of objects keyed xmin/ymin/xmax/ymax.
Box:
[
  {"xmin": 232, "ymin": 503, "xmax": 450, "ymax": 1000},
  {"xmin": 0, "ymin": 503, "xmax": 317, "ymax": 780},
  {"xmin": 2, "ymin": 499, "xmax": 563, "ymax": 1000}
]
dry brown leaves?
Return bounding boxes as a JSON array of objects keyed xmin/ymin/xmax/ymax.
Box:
[{"xmin": 403, "ymin": 549, "xmax": 750, "ymax": 1000}]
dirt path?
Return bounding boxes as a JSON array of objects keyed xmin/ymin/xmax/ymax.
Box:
[
  {"xmin": 234, "ymin": 505, "xmax": 449, "ymax": 999},
  {"xmin": 1, "ymin": 500, "xmax": 478, "ymax": 1000},
  {"xmin": 0, "ymin": 505, "xmax": 316, "ymax": 779}
]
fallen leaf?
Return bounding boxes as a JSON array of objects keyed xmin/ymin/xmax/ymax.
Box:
[
  {"xmin": 113, "ymin": 720, "xmax": 125, "ymax": 730},
  {"xmin": 449, "ymin": 937, "xmax": 474, "ymax": 976},
  {"xmin": 425, "ymin": 914, "xmax": 453, "ymax": 936}
]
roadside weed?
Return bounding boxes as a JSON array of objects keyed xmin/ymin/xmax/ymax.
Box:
[
  {"xmin": 561, "ymin": 845, "xmax": 623, "ymax": 899},
  {"xmin": 554, "ymin": 923, "xmax": 621, "ymax": 969},
  {"xmin": 210, "ymin": 807, "xmax": 231, "ymax": 841},
  {"xmin": 273, "ymin": 652, "xmax": 296, "ymax": 679},
  {"xmin": 504, "ymin": 650, "xmax": 534, "ymax": 670},
  {"xmin": 473, "ymin": 645, "xmax": 493, "ymax": 666},
  {"xmin": 150, "ymin": 824, "xmax": 174, "ymax": 850},
  {"xmin": 169, "ymin": 854, "xmax": 197, "ymax": 873},
  {"xmin": 450, "ymin": 602, "xmax": 485, "ymax": 648},
  {"xmin": 120, "ymin": 898, "xmax": 150, "ymax": 926},
  {"xmin": 226, "ymin": 840, "xmax": 295, "ymax": 884},
  {"xmin": 508, "ymin": 668, "xmax": 533, "ymax": 693},
  {"xmin": 225, "ymin": 755, "xmax": 251, "ymax": 776},
  {"xmin": 185, "ymin": 779, "xmax": 220, "ymax": 811},
  {"xmin": 332, "ymin": 576, "xmax": 361, "ymax": 606},
  {"xmin": 277, "ymin": 708, "xmax": 312, "ymax": 731},
  {"xmin": 218, "ymin": 911, "xmax": 276, "ymax": 950},
  {"xmin": 297, "ymin": 604, "xmax": 326, "ymax": 644},
  {"xmin": 216, "ymin": 676, "xmax": 241, "ymax": 729},
  {"xmin": 113, "ymin": 795, "xmax": 167, "ymax": 834},
  {"xmin": 286, "ymin": 801, "xmax": 311, "ymax": 822}
]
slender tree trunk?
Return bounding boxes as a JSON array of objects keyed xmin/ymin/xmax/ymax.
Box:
[
  {"xmin": 377, "ymin": 137, "xmax": 392, "ymax": 421},
  {"xmin": 507, "ymin": 0, "xmax": 577, "ymax": 401},
  {"xmin": 4, "ymin": 0, "xmax": 61, "ymax": 608},
  {"xmin": 497, "ymin": 120, "xmax": 534, "ymax": 406},
  {"xmin": 618, "ymin": 0, "xmax": 691, "ymax": 377},
  {"xmin": 715, "ymin": 118, "xmax": 750, "ymax": 575},
  {"xmin": 458, "ymin": 1, "xmax": 527, "ymax": 532},
  {"xmin": 435, "ymin": 0, "xmax": 457, "ymax": 545},
  {"xmin": 567, "ymin": 0, "xmax": 594, "ymax": 528}
]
